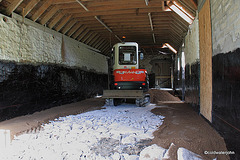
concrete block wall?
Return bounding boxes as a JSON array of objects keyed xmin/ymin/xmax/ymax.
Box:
[
  {"xmin": 0, "ymin": 13, "xmax": 108, "ymax": 121},
  {"xmin": 211, "ymin": 0, "xmax": 240, "ymax": 55},
  {"xmin": 0, "ymin": 13, "xmax": 108, "ymax": 74}
]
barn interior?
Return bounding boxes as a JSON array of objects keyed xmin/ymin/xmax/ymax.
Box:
[{"xmin": 0, "ymin": 0, "xmax": 239, "ymax": 159}]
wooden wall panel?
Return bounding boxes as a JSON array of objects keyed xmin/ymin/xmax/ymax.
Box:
[{"xmin": 199, "ymin": 0, "xmax": 212, "ymax": 122}]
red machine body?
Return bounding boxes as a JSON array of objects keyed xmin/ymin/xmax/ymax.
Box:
[
  {"xmin": 113, "ymin": 69, "xmax": 148, "ymax": 90},
  {"xmin": 114, "ymin": 69, "xmax": 147, "ymax": 82}
]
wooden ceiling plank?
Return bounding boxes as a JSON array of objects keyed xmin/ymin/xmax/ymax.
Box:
[
  {"xmin": 88, "ymin": 35, "xmax": 101, "ymax": 46},
  {"xmin": 77, "ymin": 29, "xmax": 90, "ymax": 41},
  {"xmin": 170, "ymin": 13, "xmax": 189, "ymax": 29},
  {"xmin": 85, "ymin": 32, "xmax": 98, "ymax": 45},
  {"xmin": 92, "ymin": 37, "xmax": 104, "ymax": 48},
  {"xmin": 52, "ymin": 0, "xmax": 75, "ymax": 4},
  {"xmin": 48, "ymin": 11, "xmax": 64, "ymax": 29},
  {"xmin": 40, "ymin": 5, "xmax": 59, "ymax": 25},
  {"xmin": 68, "ymin": 7, "xmax": 164, "ymax": 18},
  {"xmin": 22, "ymin": 0, "xmax": 40, "ymax": 17},
  {"xmin": 82, "ymin": 32, "xmax": 96, "ymax": 44},
  {"xmin": 6, "ymin": 0, "xmax": 24, "ymax": 15},
  {"xmin": 67, "ymin": 23, "xmax": 82, "ymax": 36},
  {"xmin": 55, "ymin": 15, "xmax": 72, "ymax": 31},
  {"xmin": 101, "ymin": 43, "xmax": 111, "ymax": 54},
  {"xmin": 95, "ymin": 39, "xmax": 106, "ymax": 49},
  {"xmin": 91, "ymin": 38, "xmax": 101, "ymax": 48},
  {"xmin": 85, "ymin": 3, "xmax": 162, "ymax": 12},
  {"xmin": 31, "ymin": 0, "xmax": 53, "ymax": 21},
  {"xmin": 79, "ymin": 30, "xmax": 92, "ymax": 42},
  {"xmin": 99, "ymin": 42, "xmax": 108, "ymax": 52},
  {"xmin": 72, "ymin": 25, "xmax": 87, "ymax": 39},
  {"xmin": 170, "ymin": 22, "xmax": 185, "ymax": 33},
  {"xmin": 61, "ymin": 19, "xmax": 77, "ymax": 34},
  {"xmin": 84, "ymin": 0, "xmax": 165, "ymax": 8}
]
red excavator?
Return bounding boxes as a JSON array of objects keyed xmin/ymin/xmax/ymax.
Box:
[{"xmin": 103, "ymin": 42, "xmax": 150, "ymax": 106}]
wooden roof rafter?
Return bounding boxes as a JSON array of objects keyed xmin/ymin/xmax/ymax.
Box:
[
  {"xmin": 0, "ymin": 0, "xmax": 198, "ymax": 55},
  {"xmin": 21, "ymin": 0, "xmax": 40, "ymax": 17}
]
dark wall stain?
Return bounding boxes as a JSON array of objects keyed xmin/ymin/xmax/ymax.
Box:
[
  {"xmin": 212, "ymin": 48, "xmax": 240, "ymax": 160},
  {"xmin": 185, "ymin": 61, "xmax": 200, "ymax": 112},
  {"xmin": 0, "ymin": 61, "xmax": 108, "ymax": 121}
]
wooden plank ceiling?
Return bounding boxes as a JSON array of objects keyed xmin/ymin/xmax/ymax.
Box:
[{"xmin": 0, "ymin": 0, "xmax": 197, "ymax": 56}]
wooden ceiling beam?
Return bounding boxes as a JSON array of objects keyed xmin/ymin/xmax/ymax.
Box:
[
  {"xmin": 85, "ymin": 32, "xmax": 98, "ymax": 44},
  {"xmin": 84, "ymin": 0, "xmax": 165, "ymax": 7},
  {"xmin": 103, "ymin": 19, "xmax": 172, "ymax": 24},
  {"xmin": 48, "ymin": 11, "xmax": 64, "ymax": 29},
  {"xmin": 92, "ymin": 37, "xmax": 105, "ymax": 48},
  {"xmin": 40, "ymin": 6, "xmax": 59, "ymax": 25},
  {"xmin": 68, "ymin": 7, "xmax": 164, "ymax": 18},
  {"xmin": 61, "ymin": 19, "xmax": 77, "ymax": 34},
  {"xmin": 22, "ymin": 0, "xmax": 40, "ymax": 17},
  {"xmin": 102, "ymin": 46, "xmax": 111, "ymax": 56},
  {"xmin": 95, "ymin": 39, "xmax": 106, "ymax": 49},
  {"xmin": 52, "ymin": 0, "xmax": 75, "ymax": 4},
  {"xmin": 31, "ymin": 0, "xmax": 53, "ymax": 21},
  {"xmin": 72, "ymin": 25, "xmax": 87, "ymax": 39},
  {"xmin": 56, "ymin": 2, "xmax": 160, "ymax": 10},
  {"xmin": 55, "ymin": 14, "xmax": 72, "ymax": 31},
  {"xmin": 88, "ymin": 35, "xmax": 101, "ymax": 46},
  {"xmin": 81, "ymin": 31, "xmax": 94, "ymax": 43},
  {"xmin": 99, "ymin": 42, "xmax": 110, "ymax": 53},
  {"xmin": 67, "ymin": 23, "xmax": 82, "ymax": 36},
  {"xmin": 77, "ymin": 29, "xmax": 90, "ymax": 41},
  {"xmin": 170, "ymin": 22, "xmax": 185, "ymax": 33},
  {"xmin": 84, "ymin": 26, "xmax": 171, "ymax": 32},
  {"xmin": 170, "ymin": 12, "xmax": 189, "ymax": 28},
  {"xmin": 85, "ymin": 3, "xmax": 163, "ymax": 12},
  {"xmin": 99, "ymin": 13, "xmax": 169, "ymax": 19},
  {"xmin": 6, "ymin": 0, "xmax": 24, "ymax": 15}
]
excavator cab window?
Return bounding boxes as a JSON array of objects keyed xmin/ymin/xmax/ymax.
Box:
[{"xmin": 119, "ymin": 46, "xmax": 137, "ymax": 65}]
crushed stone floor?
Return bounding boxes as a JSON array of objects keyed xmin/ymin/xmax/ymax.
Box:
[{"xmin": 0, "ymin": 90, "xmax": 229, "ymax": 160}]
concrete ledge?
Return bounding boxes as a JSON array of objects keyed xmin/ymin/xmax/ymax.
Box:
[{"xmin": 0, "ymin": 98, "xmax": 105, "ymax": 140}]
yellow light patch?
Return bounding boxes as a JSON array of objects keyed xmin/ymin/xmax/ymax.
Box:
[{"xmin": 131, "ymin": 67, "xmax": 136, "ymax": 69}]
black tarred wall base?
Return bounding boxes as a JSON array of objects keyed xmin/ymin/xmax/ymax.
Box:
[
  {"xmin": 0, "ymin": 61, "xmax": 108, "ymax": 122},
  {"xmin": 212, "ymin": 48, "xmax": 240, "ymax": 160}
]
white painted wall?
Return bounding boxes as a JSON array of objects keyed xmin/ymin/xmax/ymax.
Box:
[
  {"xmin": 183, "ymin": 13, "xmax": 200, "ymax": 65},
  {"xmin": 0, "ymin": 13, "xmax": 108, "ymax": 74}
]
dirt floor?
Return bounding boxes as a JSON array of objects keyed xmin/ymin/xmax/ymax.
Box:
[
  {"xmin": 148, "ymin": 89, "xmax": 229, "ymax": 160},
  {"xmin": 0, "ymin": 89, "xmax": 229, "ymax": 160}
]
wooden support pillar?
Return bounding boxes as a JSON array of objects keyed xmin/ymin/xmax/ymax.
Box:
[{"xmin": 199, "ymin": 0, "xmax": 212, "ymax": 122}]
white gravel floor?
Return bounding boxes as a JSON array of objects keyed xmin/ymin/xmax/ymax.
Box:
[
  {"xmin": 0, "ymin": 103, "xmax": 205, "ymax": 160},
  {"xmin": 1, "ymin": 103, "xmax": 165, "ymax": 160}
]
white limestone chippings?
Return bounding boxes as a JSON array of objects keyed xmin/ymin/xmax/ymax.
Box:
[
  {"xmin": 139, "ymin": 144, "xmax": 166, "ymax": 160},
  {"xmin": 1, "ymin": 104, "xmax": 164, "ymax": 159},
  {"xmin": 177, "ymin": 147, "xmax": 203, "ymax": 160},
  {"xmin": 0, "ymin": 103, "xmax": 207, "ymax": 160}
]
